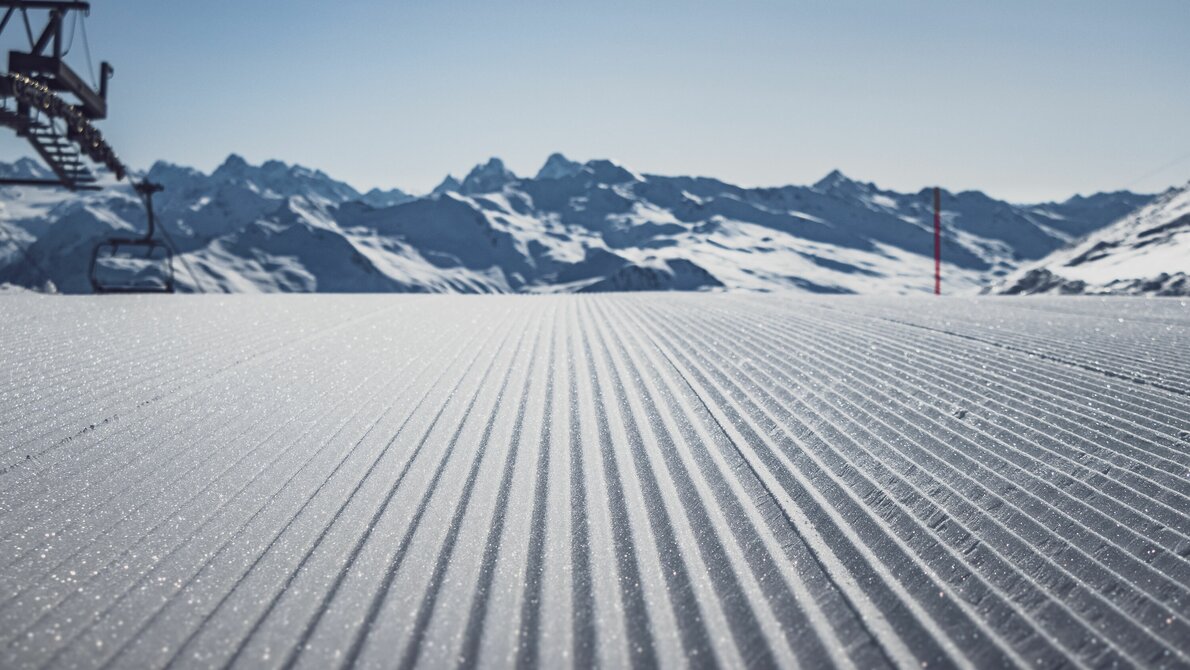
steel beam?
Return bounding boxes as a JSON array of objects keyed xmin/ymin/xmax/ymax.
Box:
[{"xmin": 0, "ymin": 2, "xmax": 89, "ymax": 11}]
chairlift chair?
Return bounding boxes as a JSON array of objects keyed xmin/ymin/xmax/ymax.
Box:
[
  {"xmin": 89, "ymin": 181, "xmax": 175, "ymax": 293},
  {"xmin": 0, "ymin": 1, "xmax": 183, "ymax": 294}
]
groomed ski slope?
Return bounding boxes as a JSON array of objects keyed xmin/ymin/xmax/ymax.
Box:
[{"xmin": 1, "ymin": 293, "xmax": 1188, "ymax": 669}]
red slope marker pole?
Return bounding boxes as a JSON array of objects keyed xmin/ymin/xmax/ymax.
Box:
[{"xmin": 933, "ymin": 186, "xmax": 942, "ymax": 295}]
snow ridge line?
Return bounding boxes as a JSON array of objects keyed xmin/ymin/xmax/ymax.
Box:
[
  {"xmin": 293, "ymin": 309, "xmax": 529, "ymax": 669},
  {"xmin": 619, "ymin": 304, "xmax": 925, "ymax": 667},
  {"xmin": 637, "ymin": 300, "xmax": 1025, "ymax": 668},
  {"xmin": 18, "ymin": 306, "xmax": 484, "ymax": 669},
  {"xmin": 592, "ymin": 298, "xmax": 802, "ymax": 667},
  {"xmin": 208, "ymin": 308, "xmax": 520, "ymax": 668},
  {"xmin": 663, "ymin": 301, "xmax": 1186, "ymax": 665},
  {"xmin": 2, "ymin": 319, "xmax": 433, "ymax": 667},
  {"xmin": 462, "ymin": 303, "xmax": 556, "ymax": 668},
  {"xmin": 513, "ymin": 313, "xmax": 558, "ymax": 670},
  {"xmin": 608, "ymin": 299, "xmax": 866, "ymax": 668},
  {"xmin": 0, "ymin": 303, "xmax": 273, "ymax": 411},
  {"xmin": 0, "ymin": 349, "xmax": 376, "ymax": 605},
  {"xmin": 721, "ymin": 303, "xmax": 1190, "ymax": 537},
  {"xmin": 860, "ymin": 310, "xmax": 1190, "ymax": 397},
  {"xmin": 0, "ymin": 312, "xmax": 422, "ymax": 555},
  {"xmin": 2, "ymin": 294, "xmax": 1187, "ymax": 668},
  {"xmin": 731, "ymin": 294, "xmax": 1190, "ymax": 426},
  {"xmin": 395, "ymin": 309, "xmax": 547, "ymax": 669},
  {"xmin": 718, "ymin": 304, "xmax": 1190, "ymax": 592},
  {"xmin": 562, "ymin": 300, "xmax": 600, "ymax": 669},
  {"xmin": 584, "ymin": 298, "xmax": 724, "ymax": 666},
  {"xmin": 0, "ymin": 300, "xmax": 407, "ymax": 469},
  {"xmin": 103, "ymin": 310, "xmax": 494, "ymax": 668},
  {"xmin": 0, "ymin": 303, "xmax": 282, "ymax": 433},
  {"xmin": 799, "ymin": 300, "xmax": 1190, "ymax": 431},
  {"xmin": 573, "ymin": 299, "xmax": 660, "ymax": 667},
  {"xmin": 814, "ymin": 298, "xmax": 1190, "ymax": 388},
  {"xmin": 765, "ymin": 307, "xmax": 1190, "ymax": 534}
]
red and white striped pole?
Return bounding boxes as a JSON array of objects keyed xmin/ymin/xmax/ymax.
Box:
[{"xmin": 933, "ymin": 186, "xmax": 942, "ymax": 295}]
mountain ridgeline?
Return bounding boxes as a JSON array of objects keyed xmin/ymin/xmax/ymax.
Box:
[
  {"xmin": 992, "ymin": 182, "xmax": 1190, "ymax": 296},
  {"xmin": 0, "ymin": 153, "xmax": 1161, "ymax": 294}
]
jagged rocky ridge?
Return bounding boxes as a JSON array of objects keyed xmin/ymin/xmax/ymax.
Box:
[
  {"xmin": 992, "ymin": 180, "xmax": 1189, "ymax": 296},
  {"xmin": 0, "ymin": 153, "xmax": 1158, "ymax": 294}
]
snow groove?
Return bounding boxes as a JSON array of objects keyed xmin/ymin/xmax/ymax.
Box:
[
  {"xmin": 659, "ymin": 302, "xmax": 1187, "ymax": 665},
  {"xmin": 0, "ymin": 293, "xmax": 1186, "ymax": 669}
]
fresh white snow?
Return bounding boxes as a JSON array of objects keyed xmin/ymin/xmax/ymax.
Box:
[
  {"xmin": 0, "ymin": 154, "xmax": 1157, "ymax": 296},
  {"xmin": 995, "ymin": 180, "xmax": 1190, "ymax": 295},
  {"xmin": 1, "ymin": 293, "xmax": 1188, "ymax": 668}
]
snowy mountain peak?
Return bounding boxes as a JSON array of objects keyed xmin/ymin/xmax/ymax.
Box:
[
  {"xmin": 261, "ymin": 159, "xmax": 329, "ymax": 182},
  {"xmin": 431, "ymin": 174, "xmax": 462, "ymax": 196},
  {"xmin": 995, "ymin": 180, "xmax": 1190, "ymax": 296},
  {"xmin": 582, "ymin": 159, "xmax": 641, "ymax": 185},
  {"xmin": 812, "ymin": 169, "xmax": 872, "ymax": 195},
  {"xmin": 0, "ymin": 156, "xmax": 53, "ymax": 181},
  {"xmin": 813, "ymin": 169, "xmax": 850, "ymax": 189},
  {"xmin": 0, "ymin": 155, "xmax": 1165, "ymax": 296},
  {"xmin": 360, "ymin": 187, "xmax": 413, "ymax": 209},
  {"xmin": 213, "ymin": 153, "xmax": 251, "ymax": 176},
  {"xmin": 536, "ymin": 152, "xmax": 584, "ymax": 180},
  {"xmin": 460, "ymin": 157, "xmax": 518, "ymax": 194},
  {"xmin": 1058, "ymin": 190, "xmax": 1155, "ymax": 207},
  {"xmin": 145, "ymin": 161, "xmax": 205, "ymax": 193},
  {"xmin": 203, "ymin": 154, "xmax": 361, "ymax": 205}
]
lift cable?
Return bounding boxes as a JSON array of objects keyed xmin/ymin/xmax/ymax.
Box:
[
  {"xmin": 1123, "ymin": 150, "xmax": 1190, "ymax": 191},
  {"xmin": 78, "ymin": 9, "xmax": 96, "ymax": 88},
  {"xmin": 0, "ymin": 1, "xmax": 184, "ymax": 294},
  {"xmin": 61, "ymin": 10, "xmax": 76, "ymax": 56},
  {"xmin": 154, "ymin": 218, "xmax": 208, "ymax": 293},
  {"xmin": 0, "ymin": 220, "xmax": 53, "ymax": 286}
]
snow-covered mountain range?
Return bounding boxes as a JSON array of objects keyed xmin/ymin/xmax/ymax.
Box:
[
  {"xmin": 0, "ymin": 153, "xmax": 1161, "ymax": 294},
  {"xmin": 992, "ymin": 180, "xmax": 1189, "ymax": 296}
]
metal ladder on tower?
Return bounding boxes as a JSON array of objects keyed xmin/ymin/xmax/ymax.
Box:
[
  {"xmin": 0, "ymin": 1, "xmax": 186, "ymax": 293},
  {"xmin": 22, "ymin": 117, "xmax": 99, "ymax": 189}
]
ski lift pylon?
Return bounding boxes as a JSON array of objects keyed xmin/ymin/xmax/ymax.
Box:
[{"xmin": 0, "ymin": 1, "xmax": 181, "ymax": 293}]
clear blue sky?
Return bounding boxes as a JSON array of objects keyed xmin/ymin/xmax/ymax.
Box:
[{"xmin": 4, "ymin": 0, "xmax": 1189, "ymax": 202}]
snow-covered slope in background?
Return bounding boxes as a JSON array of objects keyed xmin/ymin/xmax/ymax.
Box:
[
  {"xmin": 994, "ymin": 181, "xmax": 1189, "ymax": 296},
  {"xmin": 0, "ymin": 154, "xmax": 1158, "ymax": 294}
]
